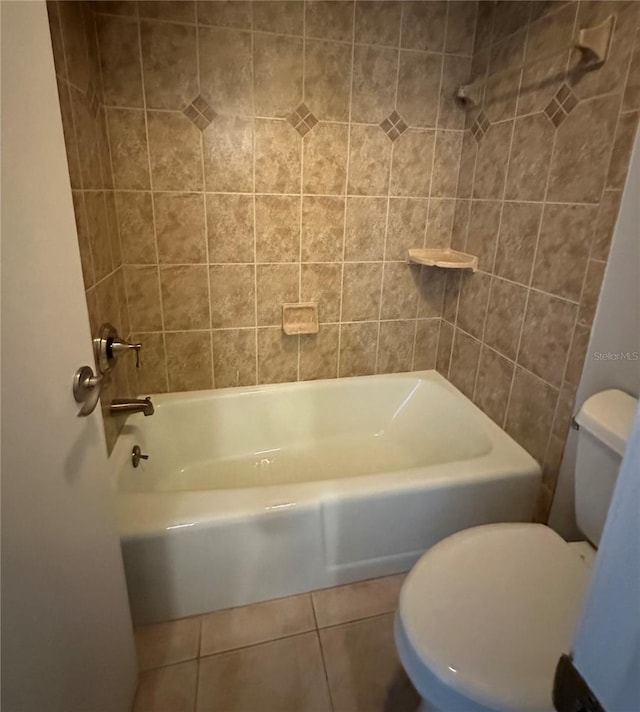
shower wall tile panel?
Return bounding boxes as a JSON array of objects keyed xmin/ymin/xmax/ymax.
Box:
[
  {"xmin": 49, "ymin": 0, "xmax": 639, "ymax": 499},
  {"xmin": 441, "ymin": 0, "xmax": 640, "ymax": 521},
  {"xmin": 57, "ymin": 0, "xmax": 479, "ymax": 406}
]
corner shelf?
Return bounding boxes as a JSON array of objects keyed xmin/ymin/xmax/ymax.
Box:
[{"xmin": 408, "ymin": 248, "xmax": 478, "ymax": 272}]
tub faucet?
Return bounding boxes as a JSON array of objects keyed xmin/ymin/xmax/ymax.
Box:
[{"xmin": 110, "ymin": 397, "xmax": 154, "ymax": 417}]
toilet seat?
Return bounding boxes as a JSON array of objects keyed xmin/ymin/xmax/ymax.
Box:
[{"xmin": 396, "ymin": 523, "xmax": 592, "ymax": 712}]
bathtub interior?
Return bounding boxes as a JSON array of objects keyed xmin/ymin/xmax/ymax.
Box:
[
  {"xmin": 118, "ymin": 374, "xmax": 494, "ymax": 493},
  {"xmin": 113, "ymin": 371, "xmax": 542, "ymax": 623}
]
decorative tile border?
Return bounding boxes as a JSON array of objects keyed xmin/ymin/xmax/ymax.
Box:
[
  {"xmin": 183, "ymin": 95, "xmax": 217, "ymax": 131},
  {"xmin": 287, "ymin": 103, "xmax": 318, "ymax": 137},
  {"xmin": 379, "ymin": 110, "xmax": 408, "ymax": 142},
  {"xmin": 544, "ymin": 83, "xmax": 579, "ymax": 128}
]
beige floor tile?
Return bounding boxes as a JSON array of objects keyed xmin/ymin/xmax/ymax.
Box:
[
  {"xmin": 320, "ymin": 613, "xmax": 419, "ymax": 712},
  {"xmin": 135, "ymin": 616, "xmax": 201, "ymax": 671},
  {"xmin": 200, "ymin": 593, "xmax": 316, "ymax": 656},
  {"xmin": 197, "ymin": 632, "xmax": 331, "ymax": 712},
  {"xmin": 133, "ymin": 661, "xmax": 197, "ymax": 712},
  {"xmin": 311, "ymin": 574, "xmax": 405, "ymax": 628}
]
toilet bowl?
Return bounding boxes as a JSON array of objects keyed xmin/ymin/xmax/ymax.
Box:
[
  {"xmin": 395, "ymin": 523, "xmax": 593, "ymax": 712},
  {"xmin": 395, "ymin": 389, "xmax": 637, "ymax": 712}
]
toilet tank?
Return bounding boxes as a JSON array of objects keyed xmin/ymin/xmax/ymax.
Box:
[{"xmin": 574, "ymin": 389, "xmax": 637, "ymax": 547}]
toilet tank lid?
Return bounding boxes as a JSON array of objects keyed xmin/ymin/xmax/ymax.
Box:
[{"xmin": 576, "ymin": 389, "xmax": 637, "ymax": 456}]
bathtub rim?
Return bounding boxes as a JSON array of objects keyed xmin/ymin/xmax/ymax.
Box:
[{"xmin": 110, "ymin": 370, "xmax": 541, "ymax": 538}]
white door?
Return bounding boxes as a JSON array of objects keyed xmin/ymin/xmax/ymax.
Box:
[
  {"xmin": 568, "ymin": 404, "xmax": 640, "ymax": 711},
  {"xmin": 555, "ymin": 132, "xmax": 640, "ymax": 712},
  {"xmin": 1, "ymin": 2, "xmax": 137, "ymax": 710}
]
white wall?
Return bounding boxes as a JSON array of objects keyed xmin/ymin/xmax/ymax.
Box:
[{"xmin": 549, "ymin": 128, "xmax": 640, "ymax": 538}]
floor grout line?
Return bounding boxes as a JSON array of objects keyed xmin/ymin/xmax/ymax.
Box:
[
  {"xmin": 132, "ymin": 568, "xmax": 406, "ymax": 709},
  {"xmin": 316, "ymin": 628, "xmax": 336, "ymax": 712},
  {"xmin": 137, "ymin": 606, "xmax": 402, "ymax": 675}
]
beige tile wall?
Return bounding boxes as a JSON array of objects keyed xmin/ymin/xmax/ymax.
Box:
[
  {"xmin": 87, "ymin": 0, "xmax": 476, "ymax": 393},
  {"xmin": 439, "ymin": 0, "xmax": 640, "ymax": 521},
  {"xmin": 49, "ymin": 0, "xmax": 640, "ymax": 500},
  {"xmin": 48, "ymin": 1, "xmax": 137, "ymax": 452}
]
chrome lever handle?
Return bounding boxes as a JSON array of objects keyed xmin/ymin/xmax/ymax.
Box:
[
  {"xmin": 73, "ymin": 365, "xmax": 103, "ymax": 417},
  {"xmin": 110, "ymin": 339, "xmax": 142, "ymax": 367},
  {"xmin": 95, "ymin": 323, "xmax": 144, "ymax": 373}
]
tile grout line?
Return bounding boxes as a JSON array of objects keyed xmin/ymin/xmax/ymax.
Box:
[
  {"xmin": 453, "ymin": 49, "xmax": 481, "ymax": 381},
  {"xmin": 56, "ymin": 5, "xmax": 100, "ymax": 297},
  {"xmin": 433, "ymin": 315, "xmax": 444, "ymax": 372},
  {"xmin": 97, "ymin": 90, "xmax": 640, "ymax": 127},
  {"xmin": 87, "ymin": 5, "xmax": 119, "ymax": 305},
  {"xmin": 194, "ymin": 612, "xmax": 203, "ymax": 712},
  {"xmin": 530, "ymin": 0, "xmax": 586, "ymax": 478},
  {"xmin": 113, "ymin": 258, "xmax": 588, "ymax": 307},
  {"xmin": 92, "ymin": 8, "xmax": 475, "ymax": 56},
  {"xmin": 448, "ymin": 164, "xmax": 479, "ymax": 377},
  {"xmin": 445, "ymin": 326, "xmax": 561, "ymax": 395},
  {"xmin": 88, "ymin": 184, "xmax": 613, "ymax": 208},
  {"xmin": 315, "ymin": 628, "xmax": 336, "ymax": 712},
  {"xmin": 336, "ymin": 0, "xmax": 357, "ymax": 379},
  {"xmin": 449, "ymin": 5, "xmax": 492, "ymax": 382},
  {"xmin": 308, "ymin": 593, "xmax": 336, "ymax": 712},
  {"xmin": 474, "ymin": 268, "xmax": 584, "ymax": 306},
  {"xmin": 93, "ymin": 105, "xmax": 472, "ymax": 134},
  {"xmin": 138, "ymin": 607, "xmax": 400, "ymax": 673},
  {"xmin": 297, "ymin": 0, "xmax": 308, "ymax": 383},
  {"xmin": 194, "ymin": 1, "xmax": 215, "ymax": 391},
  {"xmin": 119, "ymin": 259, "xmax": 422, "ymax": 267},
  {"xmin": 404, "ymin": 6, "xmax": 424, "ymax": 371},
  {"xmin": 90, "ymin": 7, "xmax": 136, "ymax": 397},
  {"xmin": 131, "ymin": 316, "xmax": 440, "ymax": 335},
  {"xmin": 250, "ymin": 4, "xmax": 259, "ymax": 387},
  {"xmin": 134, "ymin": 1, "xmax": 169, "ymax": 392},
  {"xmin": 469, "ymin": 3, "xmax": 531, "ymax": 406},
  {"xmin": 503, "ymin": 137, "xmax": 558, "ymax": 433},
  {"xmin": 93, "ymin": 8, "xmax": 136, "ymax": 368},
  {"xmin": 414, "ymin": 5, "xmax": 450, "ymax": 373},
  {"xmin": 375, "ymin": 3, "xmax": 405, "ymax": 376},
  {"xmin": 501, "ymin": 200, "xmax": 548, "ymax": 428}
]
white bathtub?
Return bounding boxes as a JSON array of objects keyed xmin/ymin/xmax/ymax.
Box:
[{"xmin": 110, "ymin": 370, "xmax": 541, "ymax": 624}]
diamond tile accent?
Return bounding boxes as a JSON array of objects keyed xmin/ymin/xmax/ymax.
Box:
[
  {"xmin": 287, "ymin": 103, "xmax": 319, "ymax": 137},
  {"xmin": 379, "ymin": 110, "xmax": 408, "ymax": 142},
  {"xmin": 183, "ymin": 95, "xmax": 217, "ymax": 131},
  {"xmin": 562, "ymin": 91, "xmax": 578, "ymax": 114},
  {"xmin": 544, "ymin": 97, "xmax": 561, "ymax": 119},
  {"xmin": 471, "ymin": 110, "xmax": 490, "ymax": 143},
  {"xmin": 544, "ymin": 83, "xmax": 579, "ymax": 128},
  {"xmin": 550, "ymin": 109, "xmax": 565, "ymax": 128}
]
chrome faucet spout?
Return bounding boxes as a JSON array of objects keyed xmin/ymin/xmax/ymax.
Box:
[{"xmin": 110, "ymin": 397, "xmax": 154, "ymax": 417}]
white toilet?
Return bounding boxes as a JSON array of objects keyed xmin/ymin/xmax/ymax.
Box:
[{"xmin": 395, "ymin": 389, "xmax": 637, "ymax": 712}]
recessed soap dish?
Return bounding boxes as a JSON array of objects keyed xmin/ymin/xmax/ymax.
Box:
[
  {"xmin": 408, "ymin": 248, "xmax": 478, "ymax": 271},
  {"xmin": 282, "ymin": 303, "xmax": 319, "ymax": 335}
]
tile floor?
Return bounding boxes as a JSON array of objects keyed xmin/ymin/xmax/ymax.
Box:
[{"xmin": 133, "ymin": 574, "xmax": 421, "ymax": 712}]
